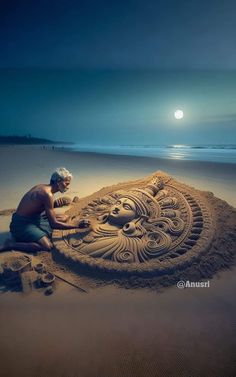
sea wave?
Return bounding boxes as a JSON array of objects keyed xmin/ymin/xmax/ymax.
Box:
[{"xmin": 60, "ymin": 144, "xmax": 236, "ymax": 164}]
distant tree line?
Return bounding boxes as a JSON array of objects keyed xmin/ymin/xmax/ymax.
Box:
[{"xmin": 0, "ymin": 135, "xmax": 55, "ymax": 144}]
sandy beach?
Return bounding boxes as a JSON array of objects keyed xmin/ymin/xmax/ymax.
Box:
[
  {"xmin": 2, "ymin": 0, "xmax": 236, "ymax": 375},
  {"xmin": 0, "ymin": 145, "xmax": 236, "ymax": 377},
  {"xmin": 1, "ymin": 145, "xmax": 236, "ymax": 209}
]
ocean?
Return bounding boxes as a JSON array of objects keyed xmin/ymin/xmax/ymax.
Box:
[{"xmin": 61, "ymin": 144, "xmax": 236, "ymax": 164}]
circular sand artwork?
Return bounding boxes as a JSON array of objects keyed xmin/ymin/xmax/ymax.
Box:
[{"xmin": 53, "ymin": 172, "xmax": 215, "ymax": 275}]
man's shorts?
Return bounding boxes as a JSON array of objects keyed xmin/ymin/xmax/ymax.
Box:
[{"xmin": 10, "ymin": 213, "xmax": 52, "ymax": 242}]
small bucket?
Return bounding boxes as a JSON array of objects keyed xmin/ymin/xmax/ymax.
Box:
[{"xmin": 41, "ymin": 272, "xmax": 55, "ymax": 287}]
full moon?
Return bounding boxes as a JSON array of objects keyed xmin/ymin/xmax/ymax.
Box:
[{"xmin": 174, "ymin": 109, "xmax": 184, "ymax": 120}]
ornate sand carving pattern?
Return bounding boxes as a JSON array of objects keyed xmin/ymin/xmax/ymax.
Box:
[{"xmin": 53, "ymin": 172, "xmax": 215, "ymax": 275}]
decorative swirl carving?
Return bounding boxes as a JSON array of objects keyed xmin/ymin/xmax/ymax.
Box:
[
  {"xmin": 114, "ymin": 250, "xmax": 135, "ymax": 263},
  {"xmin": 143, "ymin": 216, "xmax": 184, "ymax": 236},
  {"xmin": 144, "ymin": 231, "xmax": 172, "ymax": 255}
]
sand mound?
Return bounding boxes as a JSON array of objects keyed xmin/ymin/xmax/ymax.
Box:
[{"xmin": 51, "ymin": 171, "xmax": 236, "ymax": 289}]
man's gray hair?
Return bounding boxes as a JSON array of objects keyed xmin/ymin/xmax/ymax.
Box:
[{"xmin": 50, "ymin": 167, "xmax": 73, "ymax": 184}]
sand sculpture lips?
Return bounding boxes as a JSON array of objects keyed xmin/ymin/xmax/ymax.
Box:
[{"xmin": 52, "ymin": 171, "xmax": 217, "ymax": 276}]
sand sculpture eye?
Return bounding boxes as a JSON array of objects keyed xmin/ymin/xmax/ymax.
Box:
[{"xmin": 123, "ymin": 203, "xmax": 132, "ymax": 211}]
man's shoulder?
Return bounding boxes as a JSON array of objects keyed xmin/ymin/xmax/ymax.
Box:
[
  {"xmin": 31, "ymin": 184, "xmax": 53, "ymax": 199},
  {"xmin": 40, "ymin": 187, "xmax": 54, "ymax": 207}
]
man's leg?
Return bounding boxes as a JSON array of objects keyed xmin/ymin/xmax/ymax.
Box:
[
  {"xmin": 37, "ymin": 236, "xmax": 53, "ymax": 251},
  {"xmin": 0, "ymin": 236, "xmax": 53, "ymax": 252}
]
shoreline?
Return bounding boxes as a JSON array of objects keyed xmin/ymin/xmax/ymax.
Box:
[
  {"xmin": 57, "ymin": 143, "xmax": 236, "ymax": 164},
  {"xmin": 61, "ymin": 148, "xmax": 236, "ymax": 170},
  {"xmin": 1, "ymin": 145, "xmax": 236, "ymax": 209}
]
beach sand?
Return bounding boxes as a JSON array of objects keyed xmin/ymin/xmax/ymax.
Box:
[{"xmin": 0, "ymin": 146, "xmax": 236, "ymax": 377}]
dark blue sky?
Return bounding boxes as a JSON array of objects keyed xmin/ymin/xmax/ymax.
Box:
[
  {"xmin": 1, "ymin": 0, "xmax": 236, "ymax": 69},
  {"xmin": 0, "ymin": 1, "xmax": 236, "ymax": 144},
  {"xmin": 1, "ymin": 69, "xmax": 236, "ymax": 144}
]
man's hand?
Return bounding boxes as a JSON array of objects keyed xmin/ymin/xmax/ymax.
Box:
[{"xmin": 77, "ymin": 219, "xmax": 91, "ymax": 229}]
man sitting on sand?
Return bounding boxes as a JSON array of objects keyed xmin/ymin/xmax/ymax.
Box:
[{"xmin": 0, "ymin": 167, "xmax": 89, "ymax": 253}]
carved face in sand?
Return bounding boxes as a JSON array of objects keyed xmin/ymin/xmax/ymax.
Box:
[{"xmin": 108, "ymin": 198, "xmax": 137, "ymax": 226}]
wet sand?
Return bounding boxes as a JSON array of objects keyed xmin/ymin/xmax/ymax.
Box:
[
  {"xmin": 1, "ymin": 270, "xmax": 236, "ymax": 377},
  {"xmin": 0, "ymin": 145, "xmax": 236, "ymax": 377}
]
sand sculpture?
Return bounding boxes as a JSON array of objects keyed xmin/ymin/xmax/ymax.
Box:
[{"xmin": 53, "ymin": 172, "xmax": 216, "ymax": 275}]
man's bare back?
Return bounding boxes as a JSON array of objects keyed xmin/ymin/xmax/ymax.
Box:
[
  {"xmin": 16, "ymin": 184, "xmax": 53, "ymax": 217},
  {"xmin": 0, "ymin": 168, "xmax": 89, "ymax": 253}
]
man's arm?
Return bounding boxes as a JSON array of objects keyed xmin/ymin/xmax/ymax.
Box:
[{"xmin": 43, "ymin": 193, "xmax": 83, "ymax": 230}]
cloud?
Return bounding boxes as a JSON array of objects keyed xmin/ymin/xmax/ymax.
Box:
[{"xmin": 199, "ymin": 113, "xmax": 236, "ymax": 124}]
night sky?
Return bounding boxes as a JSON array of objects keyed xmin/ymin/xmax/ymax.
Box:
[{"xmin": 1, "ymin": 0, "xmax": 236, "ymax": 144}]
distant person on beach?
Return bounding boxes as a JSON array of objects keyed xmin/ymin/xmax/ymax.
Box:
[{"xmin": 0, "ymin": 167, "xmax": 89, "ymax": 253}]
